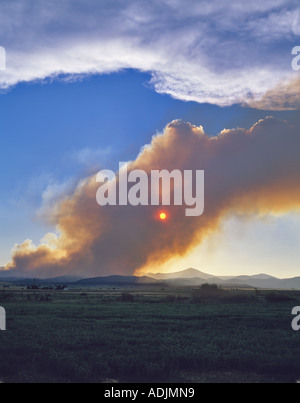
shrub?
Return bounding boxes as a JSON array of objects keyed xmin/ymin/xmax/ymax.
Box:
[
  {"xmin": 191, "ymin": 283, "xmax": 222, "ymax": 302},
  {"xmin": 221, "ymin": 293, "xmax": 258, "ymax": 303},
  {"xmin": 265, "ymin": 292, "xmax": 295, "ymax": 302},
  {"xmin": 120, "ymin": 292, "xmax": 134, "ymax": 302}
]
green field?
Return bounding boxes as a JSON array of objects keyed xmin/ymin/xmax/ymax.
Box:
[{"xmin": 0, "ymin": 286, "xmax": 299, "ymax": 383}]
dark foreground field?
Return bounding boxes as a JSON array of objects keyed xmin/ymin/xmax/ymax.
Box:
[{"xmin": 0, "ymin": 285, "xmax": 299, "ymax": 383}]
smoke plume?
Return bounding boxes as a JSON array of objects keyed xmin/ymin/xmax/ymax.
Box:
[
  {"xmin": 5, "ymin": 116, "xmax": 300, "ymax": 278},
  {"xmin": 246, "ymin": 77, "xmax": 300, "ymax": 111}
]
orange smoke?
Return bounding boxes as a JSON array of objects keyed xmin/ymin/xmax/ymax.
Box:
[
  {"xmin": 5, "ymin": 116, "xmax": 300, "ymax": 278},
  {"xmin": 246, "ymin": 77, "xmax": 300, "ymax": 111}
]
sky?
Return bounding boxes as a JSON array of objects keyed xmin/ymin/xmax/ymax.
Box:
[{"xmin": 0, "ymin": 0, "xmax": 300, "ymax": 278}]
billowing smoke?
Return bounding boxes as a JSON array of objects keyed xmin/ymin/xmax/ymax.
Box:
[
  {"xmin": 246, "ymin": 77, "xmax": 300, "ymax": 111},
  {"xmin": 5, "ymin": 116, "xmax": 300, "ymax": 278}
]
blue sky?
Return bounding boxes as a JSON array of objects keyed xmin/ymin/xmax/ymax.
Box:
[
  {"xmin": 1, "ymin": 70, "xmax": 299, "ymax": 275},
  {"xmin": 0, "ymin": 0, "xmax": 300, "ymax": 277}
]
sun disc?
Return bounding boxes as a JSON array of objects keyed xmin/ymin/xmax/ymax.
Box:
[{"xmin": 160, "ymin": 212, "xmax": 167, "ymax": 220}]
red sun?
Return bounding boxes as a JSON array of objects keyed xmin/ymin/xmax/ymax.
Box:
[{"xmin": 159, "ymin": 212, "xmax": 167, "ymax": 220}]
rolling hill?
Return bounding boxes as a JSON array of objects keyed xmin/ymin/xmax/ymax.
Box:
[
  {"xmin": 1, "ymin": 267, "xmax": 300, "ymax": 289},
  {"xmin": 144, "ymin": 268, "xmax": 300, "ymax": 289},
  {"xmin": 146, "ymin": 268, "xmax": 215, "ymax": 280}
]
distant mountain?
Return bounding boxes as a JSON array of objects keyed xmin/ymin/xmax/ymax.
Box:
[
  {"xmin": 75, "ymin": 275, "xmax": 157, "ymax": 285},
  {"xmin": 43, "ymin": 275, "xmax": 84, "ymax": 283},
  {"xmin": 1, "ymin": 267, "xmax": 300, "ymax": 289},
  {"xmin": 145, "ymin": 268, "xmax": 300, "ymax": 290},
  {"xmin": 250, "ymin": 273, "xmax": 277, "ymax": 280},
  {"xmin": 146, "ymin": 268, "xmax": 215, "ymax": 280},
  {"xmin": 73, "ymin": 270, "xmax": 300, "ymax": 289}
]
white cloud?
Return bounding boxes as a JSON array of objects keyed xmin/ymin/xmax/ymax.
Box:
[
  {"xmin": 292, "ymin": 7, "xmax": 300, "ymax": 35},
  {"xmin": 69, "ymin": 146, "xmax": 112, "ymax": 167},
  {"xmin": 0, "ymin": 0, "xmax": 299, "ymax": 108}
]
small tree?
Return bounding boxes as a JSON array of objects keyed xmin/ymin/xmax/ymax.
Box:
[
  {"xmin": 120, "ymin": 292, "xmax": 134, "ymax": 302},
  {"xmin": 192, "ymin": 283, "xmax": 222, "ymax": 302}
]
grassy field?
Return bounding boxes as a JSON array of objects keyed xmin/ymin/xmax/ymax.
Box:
[{"xmin": 0, "ymin": 285, "xmax": 299, "ymax": 383}]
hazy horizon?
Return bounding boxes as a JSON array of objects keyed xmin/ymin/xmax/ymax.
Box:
[{"xmin": 0, "ymin": 266, "xmax": 294, "ymax": 282}]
